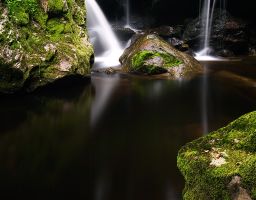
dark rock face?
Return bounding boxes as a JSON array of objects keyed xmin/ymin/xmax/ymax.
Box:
[
  {"xmin": 248, "ymin": 29, "xmax": 256, "ymax": 56},
  {"xmin": 148, "ymin": 26, "xmax": 177, "ymax": 38},
  {"xmin": 0, "ymin": 0, "xmax": 93, "ymax": 93},
  {"xmin": 178, "ymin": 111, "xmax": 256, "ymax": 200},
  {"xmin": 120, "ymin": 34, "xmax": 202, "ymax": 78},
  {"xmin": 183, "ymin": 10, "xmax": 251, "ymax": 56},
  {"xmin": 112, "ymin": 25, "xmax": 136, "ymax": 42}
]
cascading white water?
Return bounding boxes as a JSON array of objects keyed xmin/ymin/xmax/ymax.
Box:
[
  {"xmin": 196, "ymin": 0, "xmax": 222, "ymax": 60},
  {"xmin": 85, "ymin": 0, "xmax": 123, "ymax": 68}
]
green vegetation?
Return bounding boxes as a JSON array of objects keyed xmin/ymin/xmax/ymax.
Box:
[
  {"xmin": 0, "ymin": 0, "xmax": 93, "ymax": 93},
  {"xmin": 6, "ymin": 0, "xmax": 38, "ymax": 14},
  {"xmin": 178, "ymin": 111, "xmax": 256, "ymax": 199},
  {"xmin": 46, "ymin": 18, "xmax": 65, "ymax": 40},
  {"xmin": 48, "ymin": 0, "xmax": 66, "ymax": 13},
  {"xmin": 6, "ymin": 0, "xmax": 40, "ymax": 25},
  {"xmin": 131, "ymin": 50, "xmax": 182, "ymax": 75}
]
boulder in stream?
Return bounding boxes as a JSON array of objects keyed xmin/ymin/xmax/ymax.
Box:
[
  {"xmin": 120, "ymin": 34, "xmax": 202, "ymax": 78},
  {"xmin": 178, "ymin": 111, "xmax": 256, "ymax": 200}
]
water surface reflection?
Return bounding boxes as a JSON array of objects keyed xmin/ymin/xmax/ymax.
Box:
[{"xmin": 0, "ymin": 60, "xmax": 256, "ymax": 199}]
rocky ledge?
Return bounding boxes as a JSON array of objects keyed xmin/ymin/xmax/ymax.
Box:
[
  {"xmin": 178, "ymin": 111, "xmax": 256, "ymax": 200},
  {"xmin": 0, "ymin": 0, "xmax": 93, "ymax": 93}
]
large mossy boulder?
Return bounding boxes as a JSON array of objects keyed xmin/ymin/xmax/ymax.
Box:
[
  {"xmin": 0, "ymin": 0, "xmax": 93, "ymax": 93},
  {"xmin": 120, "ymin": 34, "xmax": 202, "ymax": 78},
  {"xmin": 178, "ymin": 111, "xmax": 256, "ymax": 200}
]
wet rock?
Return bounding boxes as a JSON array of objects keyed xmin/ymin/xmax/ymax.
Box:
[
  {"xmin": 248, "ymin": 29, "xmax": 256, "ymax": 56},
  {"xmin": 148, "ymin": 25, "xmax": 184, "ymax": 38},
  {"xmin": 216, "ymin": 49, "xmax": 235, "ymax": 57},
  {"xmin": 112, "ymin": 25, "xmax": 136, "ymax": 42},
  {"xmin": 178, "ymin": 111, "xmax": 256, "ymax": 200},
  {"xmin": 120, "ymin": 34, "xmax": 202, "ymax": 78},
  {"xmin": 168, "ymin": 37, "xmax": 190, "ymax": 52},
  {"xmin": 138, "ymin": 26, "xmax": 192, "ymax": 54},
  {"xmin": 228, "ymin": 176, "xmax": 252, "ymax": 200},
  {"xmin": 0, "ymin": 0, "xmax": 93, "ymax": 93},
  {"xmin": 147, "ymin": 26, "xmax": 175, "ymax": 38},
  {"xmin": 249, "ymin": 47, "xmax": 256, "ymax": 56},
  {"xmin": 183, "ymin": 10, "xmax": 250, "ymax": 56}
]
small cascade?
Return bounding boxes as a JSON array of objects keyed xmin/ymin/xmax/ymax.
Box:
[
  {"xmin": 125, "ymin": 0, "xmax": 130, "ymax": 28},
  {"xmin": 123, "ymin": 0, "xmax": 138, "ymax": 32},
  {"xmin": 85, "ymin": 0, "xmax": 123, "ymax": 68},
  {"xmin": 196, "ymin": 0, "xmax": 226, "ymax": 60}
]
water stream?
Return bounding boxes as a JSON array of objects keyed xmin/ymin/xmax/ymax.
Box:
[
  {"xmin": 125, "ymin": 0, "xmax": 131, "ymax": 28},
  {"xmin": 85, "ymin": 0, "xmax": 123, "ymax": 68},
  {"xmin": 196, "ymin": 0, "xmax": 226, "ymax": 60}
]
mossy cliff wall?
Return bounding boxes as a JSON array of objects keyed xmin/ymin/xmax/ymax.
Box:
[
  {"xmin": 0, "ymin": 0, "xmax": 93, "ymax": 93},
  {"xmin": 178, "ymin": 111, "xmax": 256, "ymax": 200}
]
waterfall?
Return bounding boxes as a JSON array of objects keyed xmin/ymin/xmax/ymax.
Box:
[
  {"xmin": 196, "ymin": 0, "xmax": 225, "ymax": 60},
  {"xmin": 123, "ymin": 0, "xmax": 138, "ymax": 31},
  {"xmin": 85, "ymin": 0, "xmax": 123, "ymax": 68},
  {"xmin": 125, "ymin": 0, "xmax": 130, "ymax": 27}
]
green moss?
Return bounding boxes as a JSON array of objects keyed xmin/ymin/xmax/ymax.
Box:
[
  {"xmin": 46, "ymin": 18, "xmax": 66, "ymax": 41},
  {"xmin": 64, "ymin": 23, "xmax": 73, "ymax": 33},
  {"xmin": 34, "ymin": 10, "xmax": 48, "ymax": 28},
  {"xmin": 45, "ymin": 51, "xmax": 56, "ymax": 62},
  {"xmin": 0, "ymin": 0, "xmax": 93, "ymax": 93},
  {"xmin": 47, "ymin": 18, "xmax": 65, "ymax": 34},
  {"xmin": 131, "ymin": 50, "xmax": 182, "ymax": 75},
  {"xmin": 73, "ymin": 5, "xmax": 85, "ymax": 25},
  {"xmin": 239, "ymin": 157, "xmax": 256, "ymax": 195},
  {"xmin": 12, "ymin": 27, "xmax": 46, "ymax": 53},
  {"xmin": 178, "ymin": 111, "xmax": 256, "ymax": 199},
  {"xmin": 48, "ymin": 0, "xmax": 66, "ymax": 14},
  {"xmin": 13, "ymin": 8, "xmax": 29, "ymax": 25},
  {"xmin": 6, "ymin": 0, "xmax": 39, "ymax": 25},
  {"xmin": 252, "ymin": 188, "xmax": 256, "ymax": 199}
]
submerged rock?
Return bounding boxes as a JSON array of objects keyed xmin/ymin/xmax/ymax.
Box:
[
  {"xmin": 178, "ymin": 111, "xmax": 256, "ymax": 200},
  {"xmin": 0, "ymin": 0, "xmax": 93, "ymax": 93},
  {"xmin": 120, "ymin": 34, "xmax": 202, "ymax": 78}
]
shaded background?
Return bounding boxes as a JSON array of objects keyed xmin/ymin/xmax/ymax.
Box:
[{"xmin": 97, "ymin": 0, "xmax": 256, "ymax": 26}]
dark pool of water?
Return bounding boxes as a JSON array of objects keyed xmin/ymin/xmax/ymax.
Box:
[{"xmin": 0, "ymin": 58, "xmax": 256, "ymax": 200}]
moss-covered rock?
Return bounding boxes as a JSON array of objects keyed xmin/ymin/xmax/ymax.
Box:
[
  {"xmin": 177, "ymin": 111, "xmax": 256, "ymax": 200},
  {"xmin": 0, "ymin": 0, "xmax": 93, "ymax": 93},
  {"xmin": 120, "ymin": 34, "xmax": 202, "ymax": 77},
  {"xmin": 131, "ymin": 50, "xmax": 182, "ymax": 75}
]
